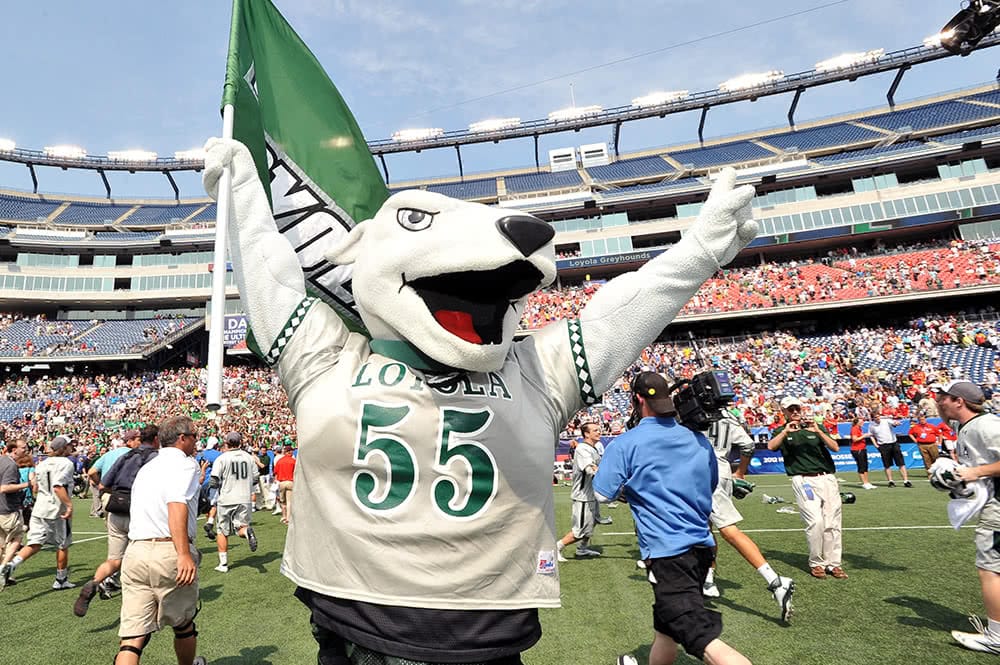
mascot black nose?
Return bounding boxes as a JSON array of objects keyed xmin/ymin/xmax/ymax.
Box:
[{"xmin": 496, "ymin": 215, "xmax": 554, "ymax": 257}]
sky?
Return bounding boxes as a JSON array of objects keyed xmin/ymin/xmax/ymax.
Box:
[{"xmin": 0, "ymin": 0, "xmax": 997, "ymax": 199}]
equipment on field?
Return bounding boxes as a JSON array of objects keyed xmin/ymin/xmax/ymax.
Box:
[
  {"xmin": 929, "ymin": 457, "xmax": 973, "ymax": 497},
  {"xmin": 732, "ymin": 478, "xmax": 755, "ymax": 499},
  {"xmin": 762, "ymin": 493, "xmax": 788, "ymax": 504},
  {"xmin": 840, "ymin": 492, "xmax": 856, "ymax": 504}
]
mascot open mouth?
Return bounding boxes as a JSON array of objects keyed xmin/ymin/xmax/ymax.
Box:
[{"xmin": 407, "ymin": 260, "xmax": 543, "ymax": 345}]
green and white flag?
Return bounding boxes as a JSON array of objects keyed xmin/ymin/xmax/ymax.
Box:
[{"xmin": 223, "ymin": 0, "xmax": 388, "ymax": 332}]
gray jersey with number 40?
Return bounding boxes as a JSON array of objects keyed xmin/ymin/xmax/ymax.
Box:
[{"xmin": 211, "ymin": 449, "xmax": 259, "ymax": 506}]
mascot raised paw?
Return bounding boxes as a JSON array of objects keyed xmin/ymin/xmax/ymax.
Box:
[{"xmin": 204, "ymin": 137, "xmax": 757, "ymax": 664}]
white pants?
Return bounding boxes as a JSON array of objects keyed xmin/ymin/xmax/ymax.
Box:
[{"xmin": 790, "ymin": 473, "xmax": 842, "ymax": 569}]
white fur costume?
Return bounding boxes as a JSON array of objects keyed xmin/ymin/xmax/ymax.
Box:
[{"xmin": 203, "ymin": 138, "xmax": 757, "ymax": 661}]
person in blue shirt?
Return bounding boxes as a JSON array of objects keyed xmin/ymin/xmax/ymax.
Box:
[
  {"xmin": 594, "ymin": 372, "xmax": 750, "ymax": 665},
  {"xmin": 197, "ymin": 438, "xmax": 222, "ymax": 539}
]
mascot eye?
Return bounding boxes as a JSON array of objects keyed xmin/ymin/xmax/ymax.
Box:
[{"xmin": 396, "ymin": 208, "xmax": 435, "ymax": 232}]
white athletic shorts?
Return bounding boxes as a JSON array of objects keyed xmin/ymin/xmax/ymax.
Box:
[
  {"xmin": 25, "ymin": 515, "xmax": 72, "ymax": 549},
  {"xmin": 217, "ymin": 503, "xmax": 251, "ymax": 537}
]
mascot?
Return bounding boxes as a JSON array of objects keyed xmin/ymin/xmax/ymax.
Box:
[{"xmin": 203, "ymin": 138, "xmax": 757, "ymax": 664}]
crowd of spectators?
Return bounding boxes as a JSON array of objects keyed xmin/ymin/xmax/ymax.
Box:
[
  {"xmin": 561, "ymin": 312, "xmax": 1000, "ymax": 439},
  {"xmin": 0, "ymin": 366, "xmax": 296, "ymax": 459},
  {"xmin": 525, "ymin": 238, "xmax": 1000, "ymax": 328}
]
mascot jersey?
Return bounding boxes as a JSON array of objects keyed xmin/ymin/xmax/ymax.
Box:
[{"xmin": 273, "ymin": 298, "xmax": 592, "ymax": 610}]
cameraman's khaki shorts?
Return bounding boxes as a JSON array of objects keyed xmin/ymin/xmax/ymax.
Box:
[{"xmin": 106, "ymin": 512, "xmax": 130, "ymax": 561}]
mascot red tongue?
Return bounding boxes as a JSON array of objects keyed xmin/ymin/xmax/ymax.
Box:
[
  {"xmin": 202, "ymin": 136, "xmax": 757, "ymax": 663},
  {"xmin": 433, "ymin": 310, "xmax": 482, "ymax": 344}
]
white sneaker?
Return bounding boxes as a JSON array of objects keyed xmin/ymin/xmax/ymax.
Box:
[
  {"xmin": 953, "ymin": 616, "xmax": 1000, "ymax": 653},
  {"xmin": 557, "ymin": 550, "xmax": 569, "ymax": 563},
  {"xmin": 271, "ymin": 509, "xmax": 282, "ymax": 515},
  {"xmin": 193, "ymin": 657, "xmax": 207, "ymax": 665},
  {"xmin": 863, "ymin": 483, "xmax": 877, "ymax": 490},
  {"xmin": 635, "ymin": 559, "xmax": 647, "ymax": 570},
  {"xmin": 575, "ymin": 547, "xmax": 602, "ymax": 558},
  {"xmin": 702, "ymin": 579, "xmax": 720, "ymax": 598},
  {"xmin": 608, "ymin": 502, "xmax": 619, "ymax": 509},
  {"xmin": 214, "ymin": 564, "xmax": 229, "ymax": 573},
  {"xmin": 616, "ymin": 655, "xmax": 639, "ymax": 665},
  {"xmin": 52, "ymin": 578, "xmax": 76, "ymax": 590},
  {"xmin": 768, "ymin": 576, "xmax": 795, "ymax": 622},
  {"xmin": 596, "ymin": 516, "xmax": 613, "ymax": 525}
]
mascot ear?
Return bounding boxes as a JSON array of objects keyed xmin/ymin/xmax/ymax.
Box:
[{"xmin": 325, "ymin": 222, "xmax": 368, "ymax": 266}]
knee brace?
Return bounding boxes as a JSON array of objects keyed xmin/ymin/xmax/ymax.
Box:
[
  {"xmin": 173, "ymin": 620, "xmax": 198, "ymax": 640},
  {"xmin": 116, "ymin": 634, "xmax": 152, "ymax": 663}
]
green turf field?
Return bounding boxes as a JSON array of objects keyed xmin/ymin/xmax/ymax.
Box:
[{"xmin": 1, "ymin": 471, "xmax": 989, "ymax": 665}]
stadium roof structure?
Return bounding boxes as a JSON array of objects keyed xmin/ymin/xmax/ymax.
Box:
[{"xmin": 1, "ymin": 35, "xmax": 999, "ymax": 197}]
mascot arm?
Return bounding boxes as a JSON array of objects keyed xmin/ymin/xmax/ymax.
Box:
[
  {"xmin": 203, "ymin": 137, "xmax": 308, "ymax": 354},
  {"xmin": 577, "ymin": 168, "xmax": 757, "ymax": 395}
]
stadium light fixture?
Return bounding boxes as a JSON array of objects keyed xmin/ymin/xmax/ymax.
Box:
[
  {"xmin": 391, "ymin": 128, "xmax": 444, "ymax": 142},
  {"xmin": 923, "ymin": 29, "xmax": 956, "ymax": 48},
  {"xmin": 108, "ymin": 149, "xmax": 158, "ymax": 162},
  {"xmin": 174, "ymin": 148, "xmax": 206, "ymax": 161},
  {"xmin": 0, "ymin": 138, "xmax": 15, "ymax": 152},
  {"xmin": 547, "ymin": 105, "xmax": 603, "ymax": 122},
  {"xmin": 814, "ymin": 49, "xmax": 885, "ymax": 72},
  {"xmin": 631, "ymin": 91, "xmax": 690, "ymax": 108},
  {"xmin": 719, "ymin": 71, "xmax": 785, "ymax": 92},
  {"xmin": 44, "ymin": 144, "xmax": 87, "ymax": 159},
  {"xmin": 468, "ymin": 117, "xmax": 522, "ymax": 133}
]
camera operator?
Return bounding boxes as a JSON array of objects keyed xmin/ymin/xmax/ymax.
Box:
[
  {"xmin": 766, "ymin": 397, "xmax": 845, "ymax": 580},
  {"xmin": 594, "ymin": 372, "xmax": 751, "ymax": 665}
]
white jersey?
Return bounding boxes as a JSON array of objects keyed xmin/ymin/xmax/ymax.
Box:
[
  {"xmin": 211, "ymin": 449, "xmax": 260, "ymax": 506},
  {"xmin": 32, "ymin": 456, "xmax": 75, "ymax": 520},
  {"xmin": 707, "ymin": 413, "xmax": 755, "ymax": 461},
  {"xmin": 571, "ymin": 444, "xmax": 600, "ymax": 502},
  {"xmin": 269, "ymin": 299, "xmax": 588, "ymax": 610},
  {"xmin": 957, "ymin": 413, "xmax": 1000, "ymax": 468}
]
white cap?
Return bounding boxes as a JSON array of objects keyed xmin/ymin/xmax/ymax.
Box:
[{"xmin": 780, "ymin": 396, "xmax": 803, "ymax": 410}]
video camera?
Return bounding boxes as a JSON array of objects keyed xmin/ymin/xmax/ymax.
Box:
[{"xmin": 670, "ymin": 370, "xmax": 736, "ymax": 431}]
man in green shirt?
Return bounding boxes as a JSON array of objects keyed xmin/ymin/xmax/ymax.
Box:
[{"xmin": 767, "ymin": 396, "xmax": 846, "ymax": 580}]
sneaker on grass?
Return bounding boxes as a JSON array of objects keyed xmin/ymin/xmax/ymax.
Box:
[
  {"xmin": 246, "ymin": 525, "xmax": 258, "ymax": 552},
  {"xmin": 214, "ymin": 563, "xmax": 229, "ymax": 573},
  {"xmin": 52, "ymin": 578, "xmax": 76, "ymax": 590},
  {"xmin": 575, "ymin": 547, "xmax": 602, "ymax": 558},
  {"xmin": 702, "ymin": 579, "xmax": 720, "ymax": 598},
  {"xmin": 953, "ymin": 616, "xmax": 1000, "ymax": 654},
  {"xmin": 73, "ymin": 580, "xmax": 98, "ymax": 617}
]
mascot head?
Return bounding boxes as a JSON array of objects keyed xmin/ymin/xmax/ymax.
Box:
[{"xmin": 326, "ymin": 190, "xmax": 556, "ymax": 372}]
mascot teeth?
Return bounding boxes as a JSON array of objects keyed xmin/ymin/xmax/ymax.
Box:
[{"xmin": 408, "ymin": 260, "xmax": 542, "ymax": 345}]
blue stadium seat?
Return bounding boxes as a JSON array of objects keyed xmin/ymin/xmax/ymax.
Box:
[
  {"xmin": 0, "ymin": 193, "xmax": 61, "ymax": 222},
  {"xmin": 55, "ymin": 202, "xmax": 134, "ymax": 226},
  {"xmin": 123, "ymin": 203, "xmax": 204, "ymax": 225},
  {"xmin": 504, "ymin": 170, "xmax": 583, "ymax": 194},
  {"xmin": 586, "ymin": 156, "xmax": 674, "ymax": 183},
  {"xmin": 963, "ymin": 89, "xmax": 1000, "ymax": 105},
  {"xmin": 598, "ymin": 177, "xmax": 703, "ymax": 200},
  {"xmin": 424, "ymin": 178, "xmax": 497, "ymax": 199},
  {"xmin": 93, "ymin": 231, "xmax": 161, "ymax": 242},
  {"xmin": 187, "ymin": 204, "xmax": 217, "ymax": 222},
  {"xmin": 861, "ymin": 100, "xmax": 1000, "ymax": 133},
  {"xmin": 762, "ymin": 123, "xmax": 884, "ymax": 151},
  {"xmin": 668, "ymin": 141, "xmax": 773, "ymax": 168},
  {"xmin": 931, "ymin": 122, "xmax": 1000, "ymax": 144},
  {"xmin": 813, "ymin": 141, "xmax": 928, "ymax": 164}
]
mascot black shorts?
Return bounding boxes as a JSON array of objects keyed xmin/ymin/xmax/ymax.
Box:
[{"xmin": 648, "ymin": 546, "xmax": 722, "ymax": 659}]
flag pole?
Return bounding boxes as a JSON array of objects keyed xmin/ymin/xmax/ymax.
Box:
[{"xmin": 206, "ymin": 103, "xmax": 235, "ymax": 411}]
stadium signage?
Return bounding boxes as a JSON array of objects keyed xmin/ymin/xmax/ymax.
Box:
[
  {"xmin": 223, "ymin": 315, "xmax": 248, "ymax": 348},
  {"xmin": 558, "ymin": 248, "xmax": 664, "ymax": 270}
]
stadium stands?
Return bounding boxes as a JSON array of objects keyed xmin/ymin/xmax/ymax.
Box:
[
  {"xmin": 0, "ymin": 316, "xmax": 199, "ymax": 357},
  {"xmin": 54, "ymin": 202, "xmax": 133, "ymax": 226},
  {"xmin": 93, "ymin": 231, "xmax": 161, "ymax": 242},
  {"xmin": 862, "ymin": 99, "xmax": 1000, "ymax": 133},
  {"xmin": 121, "ymin": 203, "xmax": 203, "ymax": 225},
  {"xmin": 586, "ymin": 156, "xmax": 674, "ymax": 183},
  {"xmin": 812, "ymin": 140, "xmax": 930, "ymax": 164},
  {"xmin": 425, "ymin": 177, "xmax": 498, "ymax": 199},
  {"xmin": 597, "ymin": 177, "xmax": 703, "ymax": 200},
  {"xmin": 186, "ymin": 203, "xmax": 217, "ymax": 222},
  {"xmin": 0, "ymin": 193, "xmax": 61, "ymax": 222},
  {"xmin": 504, "ymin": 170, "xmax": 583, "ymax": 194},
  {"xmin": 79, "ymin": 318, "xmax": 197, "ymax": 354},
  {"xmin": 761, "ymin": 122, "xmax": 885, "ymax": 151},
  {"xmin": 668, "ymin": 141, "xmax": 774, "ymax": 168},
  {"xmin": 932, "ymin": 122, "xmax": 1000, "ymax": 144}
]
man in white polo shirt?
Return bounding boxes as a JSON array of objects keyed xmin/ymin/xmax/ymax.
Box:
[
  {"xmin": 114, "ymin": 415, "xmax": 205, "ymax": 665},
  {"xmin": 870, "ymin": 414, "xmax": 911, "ymax": 488}
]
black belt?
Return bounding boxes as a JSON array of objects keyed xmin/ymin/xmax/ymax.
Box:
[{"xmin": 799, "ymin": 472, "xmax": 828, "ymax": 477}]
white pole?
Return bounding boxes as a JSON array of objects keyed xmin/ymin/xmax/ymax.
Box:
[{"xmin": 206, "ymin": 104, "xmax": 235, "ymax": 411}]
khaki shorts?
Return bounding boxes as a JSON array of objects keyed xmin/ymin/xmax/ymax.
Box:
[
  {"xmin": 976, "ymin": 502, "xmax": 1000, "ymax": 573},
  {"xmin": 217, "ymin": 503, "xmax": 251, "ymax": 537},
  {"xmin": 710, "ymin": 469, "xmax": 743, "ymax": 530},
  {"xmin": 571, "ymin": 499, "xmax": 597, "ymax": 539},
  {"xmin": 106, "ymin": 512, "xmax": 130, "ymax": 561},
  {"xmin": 25, "ymin": 514, "xmax": 71, "ymax": 549},
  {"xmin": 278, "ymin": 480, "xmax": 293, "ymax": 504},
  {"xmin": 0, "ymin": 511, "xmax": 25, "ymax": 549},
  {"xmin": 119, "ymin": 541, "xmax": 201, "ymax": 637}
]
